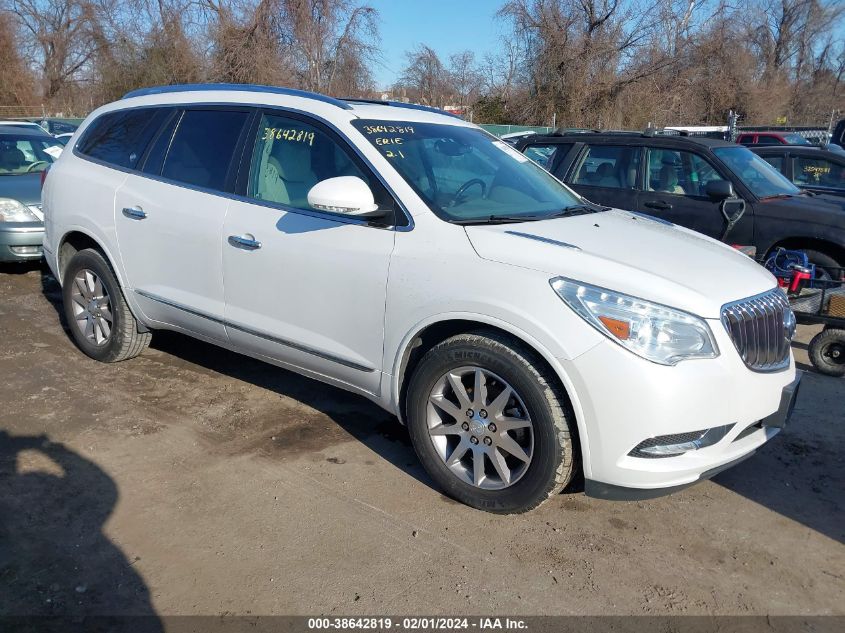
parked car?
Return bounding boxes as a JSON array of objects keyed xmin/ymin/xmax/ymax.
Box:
[
  {"xmin": 0, "ymin": 128, "xmax": 62, "ymax": 262},
  {"xmin": 516, "ymin": 131, "xmax": 845, "ymax": 279},
  {"xmin": 43, "ymin": 85, "xmax": 800, "ymax": 512},
  {"xmin": 736, "ymin": 131, "xmax": 812, "ymax": 146},
  {"xmin": 37, "ymin": 118, "xmax": 80, "ymax": 136},
  {"xmin": 0, "ymin": 120, "xmax": 51, "ymax": 135},
  {"xmin": 752, "ymin": 146, "xmax": 845, "ymax": 197}
]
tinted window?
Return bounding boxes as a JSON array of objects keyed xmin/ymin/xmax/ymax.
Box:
[
  {"xmin": 161, "ymin": 109, "xmax": 249, "ymax": 190},
  {"xmin": 762, "ymin": 155, "xmax": 785, "ymax": 173},
  {"xmin": 141, "ymin": 111, "xmax": 179, "ymax": 176},
  {"xmin": 77, "ymin": 108, "xmax": 167, "ymax": 169},
  {"xmin": 793, "ymin": 156, "xmax": 845, "ymax": 188},
  {"xmin": 644, "ymin": 148, "xmax": 723, "ymax": 196},
  {"xmin": 249, "ymin": 113, "xmax": 393, "ymax": 215},
  {"xmin": 572, "ymin": 145, "xmax": 639, "ymax": 189},
  {"xmin": 523, "ymin": 143, "xmax": 570, "ymax": 172},
  {"xmin": 757, "ymin": 135, "xmax": 782, "ymax": 145}
]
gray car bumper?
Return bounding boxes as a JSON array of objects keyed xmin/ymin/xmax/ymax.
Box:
[{"xmin": 0, "ymin": 222, "xmax": 44, "ymax": 262}]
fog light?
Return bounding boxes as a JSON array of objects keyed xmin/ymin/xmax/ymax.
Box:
[
  {"xmin": 629, "ymin": 424, "xmax": 733, "ymax": 459},
  {"xmin": 10, "ymin": 245, "xmax": 42, "ymax": 255}
]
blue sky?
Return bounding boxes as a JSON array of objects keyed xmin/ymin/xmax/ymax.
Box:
[{"xmin": 367, "ymin": 0, "xmax": 505, "ymax": 89}]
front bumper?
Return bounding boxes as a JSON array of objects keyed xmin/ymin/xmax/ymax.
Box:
[
  {"xmin": 585, "ymin": 372, "xmax": 801, "ymax": 500},
  {"xmin": 0, "ymin": 222, "xmax": 44, "ymax": 262},
  {"xmin": 562, "ymin": 317, "xmax": 799, "ymax": 497}
]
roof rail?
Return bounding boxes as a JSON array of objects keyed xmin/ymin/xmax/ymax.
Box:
[
  {"xmin": 122, "ymin": 83, "xmax": 353, "ymax": 110},
  {"xmin": 342, "ymin": 98, "xmax": 462, "ymax": 119}
]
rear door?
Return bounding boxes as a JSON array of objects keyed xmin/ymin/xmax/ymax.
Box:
[
  {"xmin": 562, "ymin": 143, "xmax": 642, "ymax": 210},
  {"xmin": 114, "ymin": 106, "xmax": 252, "ymax": 341}
]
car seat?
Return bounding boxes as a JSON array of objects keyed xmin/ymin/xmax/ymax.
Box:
[
  {"xmin": 658, "ymin": 165, "xmax": 685, "ymax": 194},
  {"xmin": 595, "ymin": 162, "xmax": 620, "ymax": 187},
  {"xmin": 0, "ymin": 147, "xmax": 26, "ymax": 172},
  {"xmin": 259, "ymin": 141, "xmax": 318, "ymax": 208}
]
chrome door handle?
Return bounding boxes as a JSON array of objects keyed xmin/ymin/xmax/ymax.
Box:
[
  {"xmin": 228, "ymin": 234, "xmax": 262, "ymax": 250},
  {"xmin": 122, "ymin": 206, "xmax": 147, "ymax": 220}
]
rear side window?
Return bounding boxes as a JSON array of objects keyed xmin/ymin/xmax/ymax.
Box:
[
  {"xmin": 161, "ymin": 109, "xmax": 249, "ymax": 191},
  {"xmin": 762, "ymin": 155, "xmax": 785, "ymax": 173},
  {"xmin": 523, "ymin": 144, "xmax": 570, "ymax": 172},
  {"xmin": 77, "ymin": 108, "xmax": 168, "ymax": 169},
  {"xmin": 571, "ymin": 145, "xmax": 640, "ymax": 189}
]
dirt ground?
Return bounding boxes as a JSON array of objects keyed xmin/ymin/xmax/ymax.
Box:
[{"xmin": 1, "ymin": 262, "xmax": 843, "ymax": 619}]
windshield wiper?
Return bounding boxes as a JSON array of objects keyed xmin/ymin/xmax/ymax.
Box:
[
  {"xmin": 548, "ymin": 203, "xmax": 609, "ymax": 217},
  {"xmin": 452, "ymin": 215, "xmax": 547, "ymax": 225},
  {"xmin": 758, "ymin": 193, "xmax": 794, "ymax": 201}
]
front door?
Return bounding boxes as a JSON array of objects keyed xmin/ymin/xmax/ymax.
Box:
[
  {"xmin": 222, "ymin": 110, "xmax": 397, "ymax": 394},
  {"xmin": 636, "ymin": 147, "xmax": 754, "ymax": 245}
]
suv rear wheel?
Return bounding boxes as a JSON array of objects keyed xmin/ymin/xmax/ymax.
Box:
[
  {"xmin": 406, "ymin": 331, "xmax": 576, "ymax": 513},
  {"xmin": 62, "ymin": 248, "xmax": 151, "ymax": 362}
]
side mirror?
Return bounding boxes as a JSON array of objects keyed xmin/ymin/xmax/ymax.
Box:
[
  {"xmin": 307, "ymin": 176, "xmax": 387, "ymax": 218},
  {"xmin": 705, "ymin": 179, "xmax": 735, "ymax": 201}
]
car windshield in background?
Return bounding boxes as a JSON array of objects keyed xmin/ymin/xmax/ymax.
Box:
[
  {"xmin": 351, "ymin": 120, "xmax": 583, "ymax": 223},
  {"xmin": 714, "ymin": 146, "xmax": 801, "ymax": 198},
  {"xmin": 0, "ymin": 135, "xmax": 62, "ymax": 175},
  {"xmin": 784, "ymin": 133, "xmax": 811, "ymax": 145}
]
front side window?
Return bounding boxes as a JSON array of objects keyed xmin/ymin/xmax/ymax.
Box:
[
  {"xmin": 644, "ymin": 148, "xmax": 723, "ymax": 196},
  {"xmin": 792, "ymin": 156, "xmax": 845, "ymax": 188},
  {"xmin": 714, "ymin": 146, "xmax": 801, "ymax": 198},
  {"xmin": 757, "ymin": 135, "xmax": 783, "ymax": 145},
  {"xmin": 161, "ymin": 109, "xmax": 249, "ymax": 190},
  {"xmin": 77, "ymin": 108, "xmax": 167, "ymax": 169},
  {"xmin": 571, "ymin": 145, "xmax": 639, "ymax": 189},
  {"xmin": 0, "ymin": 135, "xmax": 62, "ymax": 174},
  {"xmin": 351, "ymin": 119, "xmax": 583, "ymax": 223},
  {"xmin": 248, "ymin": 113, "xmax": 392, "ymax": 214}
]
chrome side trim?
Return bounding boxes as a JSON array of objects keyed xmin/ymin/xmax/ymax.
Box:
[
  {"xmin": 505, "ymin": 231, "xmax": 581, "ymax": 250},
  {"xmin": 134, "ymin": 290, "xmax": 375, "ymax": 373}
]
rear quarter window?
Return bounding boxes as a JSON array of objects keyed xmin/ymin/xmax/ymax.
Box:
[{"xmin": 77, "ymin": 108, "xmax": 170, "ymax": 169}]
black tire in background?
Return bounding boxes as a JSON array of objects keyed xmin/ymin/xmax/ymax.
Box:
[
  {"xmin": 62, "ymin": 248, "xmax": 151, "ymax": 363},
  {"xmin": 406, "ymin": 330, "xmax": 577, "ymax": 513},
  {"xmin": 808, "ymin": 328, "xmax": 845, "ymax": 377},
  {"xmin": 803, "ymin": 250, "xmax": 844, "ymax": 282}
]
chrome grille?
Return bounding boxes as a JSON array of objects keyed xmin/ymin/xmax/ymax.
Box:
[{"xmin": 721, "ymin": 288, "xmax": 795, "ymax": 372}]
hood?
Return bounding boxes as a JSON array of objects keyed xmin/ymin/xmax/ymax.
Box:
[
  {"xmin": 465, "ymin": 209, "xmax": 777, "ymax": 318},
  {"xmin": 761, "ymin": 193, "xmax": 845, "ymax": 217},
  {"xmin": 0, "ymin": 173, "xmax": 42, "ymax": 207}
]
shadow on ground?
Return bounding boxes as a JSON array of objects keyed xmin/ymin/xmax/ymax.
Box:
[
  {"xmin": 0, "ymin": 432, "xmax": 162, "ymax": 631},
  {"xmin": 712, "ymin": 372, "xmax": 845, "ymax": 545}
]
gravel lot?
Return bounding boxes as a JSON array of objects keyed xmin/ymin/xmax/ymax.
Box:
[{"xmin": 1, "ymin": 262, "xmax": 843, "ymax": 619}]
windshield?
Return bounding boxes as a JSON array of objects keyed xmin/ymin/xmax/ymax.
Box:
[
  {"xmin": 0, "ymin": 135, "xmax": 62, "ymax": 175},
  {"xmin": 351, "ymin": 120, "xmax": 583, "ymax": 222},
  {"xmin": 713, "ymin": 146, "xmax": 801, "ymax": 198},
  {"xmin": 784, "ymin": 133, "xmax": 810, "ymax": 145}
]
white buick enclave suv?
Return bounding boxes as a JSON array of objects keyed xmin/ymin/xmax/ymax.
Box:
[{"xmin": 42, "ymin": 85, "xmax": 800, "ymax": 512}]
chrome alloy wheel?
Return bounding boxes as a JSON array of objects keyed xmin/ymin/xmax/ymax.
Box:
[
  {"xmin": 426, "ymin": 366, "xmax": 534, "ymax": 490},
  {"xmin": 70, "ymin": 269, "xmax": 113, "ymax": 346}
]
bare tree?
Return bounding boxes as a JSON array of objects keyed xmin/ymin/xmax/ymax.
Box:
[
  {"xmin": 0, "ymin": 10, "xmax": 37, "ymax": 106},
  {"xmin": 397, "ymin": 44, "xmax": 449, "ymax": 106},
  {"xmin": 448, "ymin": 50, "xmax": 482, "ymax": 111}
]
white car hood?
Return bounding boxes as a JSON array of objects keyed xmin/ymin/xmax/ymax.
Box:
[{"xmin": 465, "ymin": 209, "xmax": 777, "ymax": 318}]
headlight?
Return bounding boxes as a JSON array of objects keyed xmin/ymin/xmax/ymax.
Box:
[
  {"xmin": 551, "ymin": 277, "xmax": 719, "ymax": 365},
  {"xmin": 0, "ymin": 198, "xmax": 40, "ymax": 223}
]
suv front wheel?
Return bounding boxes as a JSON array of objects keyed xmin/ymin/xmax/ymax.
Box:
[
  {"xmin": 62, "ymin": 248, "xmax": 151, "ymax": 362},
  {"xmin": 406, "ymin": 331, "xmax": 577, "ymax": 513}
]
